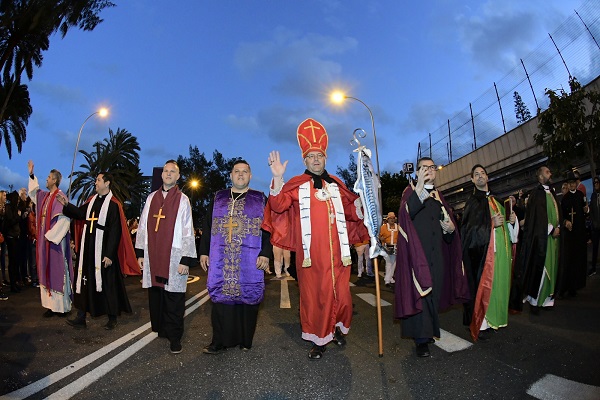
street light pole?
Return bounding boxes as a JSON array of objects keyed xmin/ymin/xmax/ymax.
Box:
[{"xmin": 68, "ymin": 108, "xmax": 109, "ymax": 200}]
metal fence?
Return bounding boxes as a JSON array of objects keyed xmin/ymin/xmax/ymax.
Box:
[{"xmin": 417, "ymin": 0, "xmax": 600, "ymax": 165}]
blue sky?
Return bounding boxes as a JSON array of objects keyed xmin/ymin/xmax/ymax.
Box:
[{"xmin": 0, "ymin": 0, "xmax": 589, "ymax": 196}]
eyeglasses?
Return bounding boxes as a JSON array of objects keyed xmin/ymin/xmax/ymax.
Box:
[
  {"xmin": 306, "ymin": 153, "xmax": 325, "ymax": 161},
  {"xmin": 420, "ymin": 165, "xmax": 438, "ymax": 171}
]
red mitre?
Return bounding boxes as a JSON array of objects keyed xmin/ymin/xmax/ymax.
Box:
[{"xmin": 296, "ymin": 118, "xmax": 328, "ymax": 158}]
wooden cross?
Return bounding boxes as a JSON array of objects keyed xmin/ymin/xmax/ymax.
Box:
[
  {"xmin": 153, "ymin": 208, "xmax": 166, "ymax": 232},
  {"xmin": 304, "ymin": 120, "xmax": 321, "ymax": 141},
  {"xmin": 87, "ymin": 211, "xmax": 99, "ymax": 233},
  {"xmin": 223, "ymin": 215, "xmax": 239, "ymax": 243},
  {"xmin": 569, "ymin": 207, "xmax": 576, "ymax": 223}
]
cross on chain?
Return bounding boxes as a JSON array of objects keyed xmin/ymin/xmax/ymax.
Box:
[
  {"xmin": 569, "ymin": 207, "xmax": 576, "ymax": 223},
  {"xmin": 304, "ymin": 121, "xmax": 321, "ymax": 141},
  {"xmin": 153, "ymin": 207, "xmax": 166, "ymax": 232},
  {"xmin": 223, "ymin": 215, "xmax": 239, "ymax": 243},
  {"xmin": 87, "ymin": 211, "xmax": 99, "ymax": 233},
  {"xmin": 82, "ymin": 276, "xmax": 87, "ymax": 286}
]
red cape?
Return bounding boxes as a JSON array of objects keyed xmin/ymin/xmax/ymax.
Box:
[
  {"xmin": 261, "ymin": 173, "xmax": 368, "ymax": 251},
  {"xmin": 73, "ymin": 195, "xmax": 141, "ymax": 276}
]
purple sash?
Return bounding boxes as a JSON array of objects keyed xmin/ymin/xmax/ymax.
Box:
[{"xmin": 208, "ymin": 189, "xmax": 265, "ymax": 305}]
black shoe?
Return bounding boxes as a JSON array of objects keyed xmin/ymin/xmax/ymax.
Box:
[
  {"xmin": 477, "ymin": 329, "xmax": 491, "ymax": 342},
  {"xmin": 170, "ymin": 341, "xmax": 182, "ymax": 354},
  {"xmin": 416, "ymin": 343, "xmax": 430, "ymax": 357},
  {"xmin": 332, "ymin": 328, "xmax": 347, "ymax": 347},
  {"xmin": 239, "ymin": 345, "xmax": 251, "ymax": 351},
  {"xmin": 42, "ymin": 309, "xmax": 55, "ymax": 318},
  {"xmin": 426, "ymin": 338, "xmax": 435, "ymax": 344},
  {"xmin": 104, "ymin": 319, "xmax": 118, "ymax": 330},
  {"xmin": 10, "ymin": 286, "xmax": 20, "ymax": 293},
  {"xmin": 2, "ymin": 280, "xmax": 9, "ymax": 286},
  {"xmin": 308, "ymin": 344, "xmax": 326, "ymax": 360},
  {"xmin": 202, "ymin": 344, "xmax": 225, "ymax": 355},
  {"xmin": 0, "ymin": 292, "xmax": 7, "ymax": 300},
  {"xmin": 67, "ymin": 317, "xmax": 87, "ymax": 329},
  {"xmin": 588, "ymin": 269, "xmax": 597, "ymax": 277}
]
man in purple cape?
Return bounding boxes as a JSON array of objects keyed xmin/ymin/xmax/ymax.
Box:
[
  {"xmin": 200, "ymin": 160, "xmax": 272, "ymax": 354},
  {"xmin": 27, "ymin": 160, "xmax": 73, "ymax": 317},
  {"xmin": 394, "ymin": 157, "xmax": 469, "ymax": 357}
]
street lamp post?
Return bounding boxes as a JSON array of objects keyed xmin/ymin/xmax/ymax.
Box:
[
  {"xmin": 330, "ymin": 91, "xmax": 385, "ymax": 357},
  {"xmin": 68, "ymin": 108, "xmax": 109, "ymax": 200}
]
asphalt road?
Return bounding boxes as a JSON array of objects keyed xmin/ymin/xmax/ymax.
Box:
[{"xmin": 1, "ymin": 258, "xmax": 599, "ymax": 400}]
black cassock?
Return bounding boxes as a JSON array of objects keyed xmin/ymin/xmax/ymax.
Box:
[
  {"xmin": 64, "ymin": 196, "xmax": 132, "ymax": 317},
  {"xmin": 559, "ymin": 190, "xmax": 587, "ymax": 295}
]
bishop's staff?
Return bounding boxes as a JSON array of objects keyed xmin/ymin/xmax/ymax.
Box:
[
  {"xmin": 351, "ymin": 129, "xmax": 387, "ymax": 357},
  {"xmin": 67, "ymin": 108, "xmax": 109, "ymax": 200}
]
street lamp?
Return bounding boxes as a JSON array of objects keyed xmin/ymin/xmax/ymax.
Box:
[
  {"xmin": 67, "ymin": 108, "xmax": 109, "ymax": 199},
  {"xmin": 331, "ymin": 91, "xmax": 385, "ymax": 357},
  {"xmin": 330, "ymin": 91, "xmax": 381, "ymax": 179}
]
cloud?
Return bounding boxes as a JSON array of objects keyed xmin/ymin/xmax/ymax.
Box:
[
  {"xmin": 29, "ymin": 81, "xmax": 84, "ymax": 104},
  {"xmin": 234, "ymin": 28, "xmax": 358, "ymax": 99},
  {"xmin": 0, "ymin": 165, "xmax": 27, "ymax": 191}
]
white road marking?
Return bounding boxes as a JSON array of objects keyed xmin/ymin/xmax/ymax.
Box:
[
  {"xmin": 0, "ymin": 289, "xmax": 210, "ymax": 400},
  {"xmin": 434, "ymin": 328, "xmax": 473, "ymax": 352},
  {"xmin": 527, "ymin": 374, "xmax": 600, "ymax": 400},
  {"xmin": 356, "ymin": 293, "xmax": 391, "ymax": 307}
]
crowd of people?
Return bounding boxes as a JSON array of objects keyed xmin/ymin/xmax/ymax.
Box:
[{"xmin": 1, "ymin": 118, "xmax": 598, "ymax": 361}]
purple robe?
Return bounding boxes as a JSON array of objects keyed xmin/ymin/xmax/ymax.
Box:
[
  {"xmin": 394, "ymin": 186, "xmax": 469, "ymax": 318},
  {"xmin": 35, "ymin": 189, "xmax": 73, "ymax": 296},
  {"xmin": 207, "ymin": 189, "xmax": 266, "ymax": 305}
]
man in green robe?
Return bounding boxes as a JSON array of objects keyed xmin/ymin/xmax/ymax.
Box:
[
  {"xmin": 461, "ymin": 165, "xmax": 519, "ymax": 342},
  {"xmin": 513, "ymin": 165, "xmax": 561, "ymax": 314}
]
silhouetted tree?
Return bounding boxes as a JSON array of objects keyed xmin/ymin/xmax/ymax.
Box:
[{"xmin": 513, "ymin": 91, "xmax": 532, "ymax": 124}]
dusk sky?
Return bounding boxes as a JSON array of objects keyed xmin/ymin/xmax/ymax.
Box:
[{"xmin": 0, "ymin": 0, "xmax": 593, "ymax": 197}]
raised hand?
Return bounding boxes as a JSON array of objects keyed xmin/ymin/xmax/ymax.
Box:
[
  {"xmin": 28, "ymin": 160, "xmax": 34, "ymax": 176},
  {"xmin": 268, "ymin": 150, "xmax": 288, "ymax": 179}
]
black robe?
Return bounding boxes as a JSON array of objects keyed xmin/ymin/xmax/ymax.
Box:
[
  {"xmin": 400, "ymin": 190, "xmax": 455, "ymax": 339},
  {"xmin": 558, "ymin": 190, "xmax": 587, "ymax": 294},
  {"xmin": 460, "ymin": 189, "xmax": 492, "ymax": 325},
  {"xmin": 509, "ymin": 184, "xmax": 561, "ymax": 311},
  {"xmin": 63, "ymin": 196, "xmax": 132, "ymax": 317}
]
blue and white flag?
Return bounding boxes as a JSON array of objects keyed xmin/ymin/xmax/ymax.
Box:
[{"xmin": 353, "ymin": 146, "xmax": 386, "ymax": 259}]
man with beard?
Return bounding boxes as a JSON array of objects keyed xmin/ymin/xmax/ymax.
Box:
[
  {"xmin": 262, "ymin": 118, "xmax": 368, "ymax": 360},
  {"xmin": 558, "ymin": 171, "xmax": 587, "ymax": 297},
  {"xmin": 461, "ymin": 164, "xmax": 518, "ymax": 342},
  {"xmin": 57, "ymin": 173, "xmax": 137, "ymax": 330},
  {"xmin": 512, "ymin": 166, "xmax": 561, "ymax": 314},
  {"xmin": 136, "ymin": 160, "xmax": 197, "ymax": 354},
  {"xmin": 28, "ymin": 161, "xmax": 73, "ymax": 316}
]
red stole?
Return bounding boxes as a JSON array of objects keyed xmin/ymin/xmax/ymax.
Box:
[
  {"xmin": 147, "ymin": 186, "xmax": 182, "ymax": 287},
  {"xmin": 73, "ymin": 195, "xmax": 141, "ymax": 276}
]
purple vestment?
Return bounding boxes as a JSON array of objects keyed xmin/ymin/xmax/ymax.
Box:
[
  {"xmin": 394, "ymin": 186, "xmax": 469, "ymax": 318},
  {"xmin": 207, "ymin": 189, "xmax": 265, "ymax": 305},
  {"xmin": 35, "ymin": 189, "xmax": 73, "ymax": 295}
]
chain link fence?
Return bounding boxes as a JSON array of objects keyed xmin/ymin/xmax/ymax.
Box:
[{"xmin": 417, "ymin": 0, "xmax": 600, "ymax": 165}]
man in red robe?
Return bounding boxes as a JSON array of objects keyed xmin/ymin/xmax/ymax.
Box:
[{"xmin": 262, "ymin": 118, "xmax": 368, "ymax": 360}]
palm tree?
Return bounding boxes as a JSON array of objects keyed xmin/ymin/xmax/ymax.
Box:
[
  {"xmin": 0, "ymin": 76, "xmax": 31, "ymax": 158},
  {"xmin": 0, "ymin": 0, "xmax": 115, "ymax": 157},
  {"xmin": 70, "ymin": 128, "xmax": 148, "ymax": 206}
]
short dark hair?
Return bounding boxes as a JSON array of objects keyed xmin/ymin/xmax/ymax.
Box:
[
  {"xmin": 536, "ymin": 165, "xmax": 548, "ymax": 180},
  {"xmin": 50, "ymin": 169, "xmax": 62, "ymax": 187},
  {"xmin": 98, "ymin": 172, "xmax": 113, "ymax": 185},
  {"xmin": 164, "ymin": 159, "xmax": 179, "ymax": 171},
  {"xmin": 470, "ymin": 164, "xmax": 487, "ymax": 178},
  {"xmin": 232, "ymin": 159, "xmax": 251, "ymax": 172},
  {"xmin": 417, "ymin": 157, "xmax": 434, "ymax": 168}
]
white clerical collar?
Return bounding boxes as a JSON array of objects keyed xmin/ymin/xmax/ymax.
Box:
[
  {"xmin": 542, "ymin": 184, "xmax": 550, "ymax": 191},
  {"xmin": 424, "ymin": 184, "xmax": 434, "ymax": 190},
  {"xmin": 569, "ymin": 190, "xmax": 576, "ymax": 194}
]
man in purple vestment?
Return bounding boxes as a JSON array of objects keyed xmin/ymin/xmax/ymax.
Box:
[
  {"xmin": 200, "ymin": 159, "xmax": 272, "ymax": 354},
  {"xmin": 27, "ymin": 160, "xmax": 73, "ymax": 317}
]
